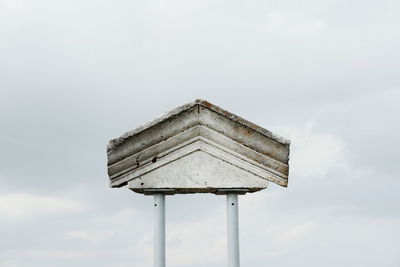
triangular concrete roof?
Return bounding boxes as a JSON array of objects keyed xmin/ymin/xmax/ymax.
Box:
[{"xmin": 106, "ymin": 99, "xmax": 290, "ymax": 193}]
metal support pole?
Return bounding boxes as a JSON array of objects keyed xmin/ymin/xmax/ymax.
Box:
[
  {"xmin": 226, "ymin": 194, "xmax": 240, "ymax": 267},
  {"xmin": 154, "ymin": 194, "xmax": 165, "ymax": 267}
]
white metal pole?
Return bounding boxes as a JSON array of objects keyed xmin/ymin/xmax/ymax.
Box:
[
  {"xmin": 154, "ymin": 194, "xmax": 166, "ymax": 267},
  {"xmin": 226, "ymin": 194, "xmax": 240, "ymax": 267}
]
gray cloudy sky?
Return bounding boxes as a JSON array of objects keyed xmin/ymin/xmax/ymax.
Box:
[{"xmin": 0, "ymin": 0, "xmax": 399, "ymax": 266}]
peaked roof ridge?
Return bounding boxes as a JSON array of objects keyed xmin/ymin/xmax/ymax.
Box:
[
  {"xmin": 194, "ymin": 99, "xmax": 290, "ymax": 145},
  {"xmin": 108, "ymin": 99, "xmax": 290, "ymax": 152}
]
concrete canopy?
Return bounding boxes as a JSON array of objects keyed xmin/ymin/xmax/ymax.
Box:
[{"xmin": 106, "ymin": 99, "xmax": 290, "ymax": 194}]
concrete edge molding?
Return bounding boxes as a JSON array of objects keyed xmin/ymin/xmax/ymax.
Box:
[{"xmin": 106, "ymin": 99, "xmax": 290, "ymax": 193}]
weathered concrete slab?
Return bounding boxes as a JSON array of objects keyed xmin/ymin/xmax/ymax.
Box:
[
  {"xmin": 106, "ymin": 99, "xmax": 290, "ymax": 194},
  {"xmin": 128, "ymin": 150, "xmax": 269, "ymax": 194}
]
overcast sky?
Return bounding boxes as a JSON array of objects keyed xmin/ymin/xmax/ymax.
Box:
[{"xmin": 0, "ymin": 0, "xmax": 399, "ymax": 266}]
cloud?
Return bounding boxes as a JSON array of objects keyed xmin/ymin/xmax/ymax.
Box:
[
  {"xmin": 1, "ymin": 0, "xmax": 24, "ymax": 9},
  {"xmin": 167, "ymin": 216, "xmax": 226, "ymax": 266},
  {"xmin": 276, "ymin": 221, "xmax": 315, "ymax": 244},
  {"xmin": 276, "ymin": 122, "xmax": 350, "ymax": 178},
  {"xmin": 265, "ymin": 11, "xmax": 327, "ymax": 38},
  {"xmin": 66, "ymin": 230, "xmax": 95, "ymax": 242},
  {"xmin": 0, "ymin": 193, "xmax": 83, "ymax": 220}
]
